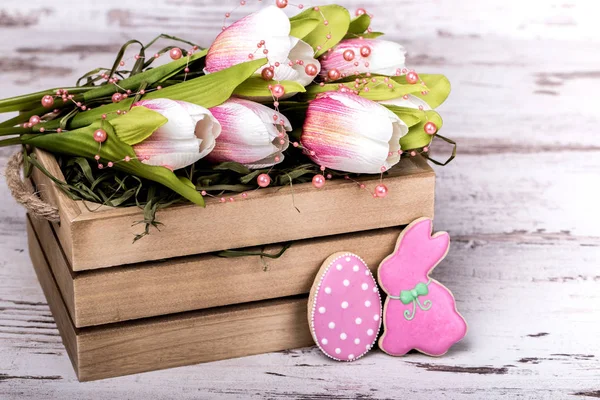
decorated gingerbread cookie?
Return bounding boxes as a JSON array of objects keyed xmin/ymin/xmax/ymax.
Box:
[
  {"xmin": 308, "ymin": 253, "xmax": 382, "ymax": 361},
  {"xmin": 378, "ymin": 218, "xmax": 467, "ymax": 356}
]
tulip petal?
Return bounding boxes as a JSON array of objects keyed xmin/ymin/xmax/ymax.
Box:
[
  {"xmin": 301, "ymin": 92, "xmax": 405, "ymax": 174},
  {"xmin": 207, "ymin": 99, "xmax": 290, "ymax": 167},
  {"xmin": 175, "ymin": 100, "xmax": 222, "ymax": 158},
  {"xmin": 320, "ymin": 38, "xmax": 406, "ymax": 79},
  {"xmin": 272, "ymin": 38, "xmax": 320, "ymax": 86},
  {"xmin": 205, "ymin": 6, "xmax": 291, "ymax": 74},
  {"xmin": 132, "ymin": 99, "xmax": 222, "ymax": 170}
]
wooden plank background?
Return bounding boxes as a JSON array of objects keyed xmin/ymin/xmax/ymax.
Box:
[{"xmin": 1, "ymin": 0, "xmax": 599, "ymax": 398}]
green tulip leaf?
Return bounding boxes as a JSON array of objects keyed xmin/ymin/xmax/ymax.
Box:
[
  {"xmin": 384, "ymin": 105, "xmax": 423, "ymax": 128},
  {"xmin": 82, "ymin": 50, "xmax": 208, "ymax": 103},
  {"xmin": 400, "ymin": 110, "xmax": 443, "ymax": 150},
  {"xmin": 347, "ymin": 14, "xmax": 370, "ymax": 34},
  {"xmin": 20, "ymin": 122, "xmax": 205, "ymax": 206},
  {"xmin": 394, "ymin": 74, "xmax": 451, "ymax": 109},
  {"xmin": 343, "ymin": 31, "xmax": 384, "ymax": 40},
  {"xmin": 290, "ymin": 18, "xmax": 321, "ymax": 39},
  {"xmin": 66, "ymin": 58, "xmax": 267, "ymax": 130},
  {"xmin": 111, "ymin": 106, "xmax": 168, "ymax": 145},
  {"xmin": 290, "ymin": 5, "xmax": 351, "ymax": 57},
  {"xmin": 304, "ymin": 76, "xmax": 424, "ymax": 101},
  {"xmin": 234, "ymin": 78, "xmax": 306, "ymax": 98}
]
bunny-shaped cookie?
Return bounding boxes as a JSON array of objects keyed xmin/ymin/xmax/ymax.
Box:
[{"xmin": 378, "ymin": 218, "xmax": 467, "ymax": 356}]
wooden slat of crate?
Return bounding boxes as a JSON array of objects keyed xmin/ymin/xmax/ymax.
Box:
[
  {"xmin": 29, "ymin": 214, "xmax": 401, "ymax": 328},
  {"xmin": 27, "ymin": 219, "xmax": 314, "ymax": 382},
  {"xmin": 31, "ymin": 148, "xmax": 435, "ymax": 271}
]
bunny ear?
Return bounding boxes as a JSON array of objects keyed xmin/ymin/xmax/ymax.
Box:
[{"xmin": 397, "ymin": 218, "xmax": 450, "ymax": 275}]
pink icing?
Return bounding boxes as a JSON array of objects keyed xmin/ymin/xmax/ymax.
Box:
[
  {"xmin": 310, "ymin": 253, "xmax": 382, "ymax": 361},
  {"xmin": 378, "ymin": 218, "xmax": 467, "ymax": 356}
]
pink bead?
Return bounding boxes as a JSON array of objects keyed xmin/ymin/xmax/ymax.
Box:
[
  {"xmin": 39, "ymin": 127, "xmax": 45, "ymax": 133},
  {"xmin": 271, "ymin": 84, "xmax": 285, "ymax": 98},
  {"xmin": 257, "ymin": 173, "xmax": 271, "ymax": 187},
  {"xmin": 242, "ymin": 192, "xmax": 248, "ymax": 198},
  {"xmin": 274, "ymin": 156, "xmax": 281, "ymax": 162},
  {"xmin": 323, "ymin": 20, "xmax": 329, "ymax": 26},
  {"xmin": 56, "ymin": 128, "xmax": 62, "ymax": 133},
  {"xmin": 29, "ymin": 115, "xmax": 41, "ymax": 126},
  {"xmin": 139, "ymin": 90, "xmax": 146, "ymax": 95},
  {"xmin": 261, "ymin": 68, "xmax": 274, "ymax": 81},
  {"xmin": 112, "ymin": 93, "xmax": 123, "ymax": 103},
  {"xmin": 275, "ymin": 0, "xmax": 288, "ymax": 8},
  {"xmin": 360, "ymin": 46, "xmax": 371, "ymax": 57},
  {"xmin": 374, "ymin": 184, "xmax": 388, "ymax": 198},
  {"xmin": 410, "ymin": 151, "xmax": 417, "ymax": 157},
  {"xmin": 107, "ymin": 162, "xmax": 114, "ymax": 167},
  {"xmin": 94, "ymin": 155, "xmax": 100, "ymax": 161},
  {"xmin": 356, "ymin": 8, "xmax": 367, "ymax": 16},
  {"xmin": 248, "ymin": 53, "xmax": 254, "ymax": 59},
  {"xmin": 120, "ymin": 61, "xmax": 125, "ymax": 66},
  {"xmin": 312, "ymin": 174, "xmax": 326, "ymax": 188},
  {"xmin": 93, "ymin": 129, "xmax": 108, "ymax": 143},
  {"xmin": 201, "ymin": 190, "xmax": 207, "ymax": 196},
  {"xmin": 343, "ymin": 49, "xmax": 355, "ymax": 62},
  {"xmin": 327, "ymin": 68, "xmax": 341, "ymax": 81},
  {"xmin": 327, "ymin": 174, "xmax": 332, "ymax": 179},
  {"xmin": 229, "ymin": 197, "xmax": 235, "ymax": 202},
  {"xmin": 98, "ymin": 164, "xmax": 104, "ymax": 169},
  {"xmin": 293, "ymin": 142, "xmax": 299, "ymax": 147},
  {"xmin": 423, "ymin": 146, "xmax": 429, "ymax": 152},
  {"xmin": 305, "ymin": 63, "xmax": 318, "ymax": 76},
  {"xmin": 169, "ymin": 48, "xmax": 183, "ymax": 60},
  {"xmin": 406, "ymin": 71, "xmax": 419, "ymax": 84},
  {"xmin": 184, "ymin": 67, "xmax": 190, "ymax": 73},
  {"xmin": 124, "ymin": 156, "xmax": 131, "ymax": 162},
  {"xmin": 298, "ymin": 4, "xmax": 303, "ymax": 9},
  {"xmin": 424, "ymin": 122, "xmax": 438, "ymax": 135},
  {"xmin": 220, "ymin": 197, "xmax": 226, "ymax": 203},
  {"xmin": 41, "ymin": 95, "xmax": 54, "ymax": 108}
]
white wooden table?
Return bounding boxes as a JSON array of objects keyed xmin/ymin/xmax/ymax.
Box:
[{"xmin": 1, "ymin": 0, "xmax": 599, "ymax": 398}]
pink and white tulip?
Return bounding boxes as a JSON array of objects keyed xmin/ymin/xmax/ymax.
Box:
[
  {"xmin": 320, "ymin": 38, "xmax": 406, "ymax": 80},
  {"xmin": 205, "ymin": 6, "xmax": 320, "ymax": 87},
  {"xmin": 132, "ymin": 99, "xmax": 221, "ymax": 170},
  {"xmin": 207, "ymin": 98, "xmax": 291, "ymax": 169},
  {"xmin": 301, "ymin": 92, "xmax": 407, "ymax": 174}
]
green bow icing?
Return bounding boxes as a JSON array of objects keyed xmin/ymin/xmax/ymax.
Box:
[
  {"xmin": 399, "ymin": 282, "xmax": 429, "ymax": 305},
  {"xmin": 389, "ymin": 279, "xmax": 433, "ymax": 321}
]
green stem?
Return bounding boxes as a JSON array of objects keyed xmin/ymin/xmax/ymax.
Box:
[
  {"xmin": 0, "ymin": 137, "xmax": 22, "ymax": 147},
  {"xmin": 0, "ymin": 87, "xmax": 91, "ymax": 114}
]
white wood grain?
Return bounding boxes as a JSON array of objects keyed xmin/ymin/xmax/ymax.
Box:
[{"xmin": 1, "ymin": 0, "xmax": 599, "ymax": 398}]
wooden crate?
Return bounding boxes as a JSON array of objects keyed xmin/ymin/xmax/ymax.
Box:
[
  {"xmin": 31, "ymin": 149, "xmax": 435, "ymax": 270},
  {"xmin": 28, "ymin": 219, "xmax": 314, "ymax": 382},
  {"xmin": 25, "ymin": 148, "xmax": 436, "ymax": 380},
  {"xmin": 29, "ymin": 214, "xmax": 403, "ymax": 327}
]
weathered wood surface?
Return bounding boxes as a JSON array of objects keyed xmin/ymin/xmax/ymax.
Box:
[{"xmin": 1, "ymin": 0, "xmax": 599, "ymax": 398}]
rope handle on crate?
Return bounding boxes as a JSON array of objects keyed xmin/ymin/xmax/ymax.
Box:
[{"xmin": 5, "ymin": 151, "xmax": 60, "ymax": 223}]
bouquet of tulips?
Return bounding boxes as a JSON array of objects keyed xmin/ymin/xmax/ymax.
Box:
[{"xmin": 0, "ymin": 4, "xmax": 453, "ymax": 210}]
